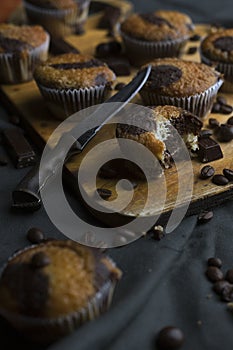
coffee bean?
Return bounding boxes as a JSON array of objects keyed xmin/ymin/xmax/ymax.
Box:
[
  {"xmin": 226, "ymin": 269, "xmax": 233, "ymax": 283},
  {"xmin": 215, "ymin": 123, "xmax": 233, "ymax": 142},
  {"xmin": 212, "ymin": 174, "xmax": 229, "ymax": 186},
  {"xmin": 206, "ymin": 266, "xmax": 224, "ymax": 282},
  {"xmin": 199, "ymin": 129, "xmax": 213, "ymax": 138},
  {"xmin": 199, "ymin": 165, "xmax": 215, "ymax": 179},
  {"xmin": 152, "ymin": 225, "xmax": 164, "ymax": 241},
  {"xmin": 211, "ymin": 103, "xmax": 221, "ymax": 114},
  {"xmin": 221, "ymin": 284, "xmax": 233, "ymax": 302},
  {"xmin": 227, "ymin": 116, "xmax": 233, "ymax": 125},
  {"xmin": 190, "ymin": 34, "xmax": 201, "ymax": 41},
  {"xmin": 30, "ymin": 252, "xmax": 51, "ymax": 268},
  {"xmin": 208, "ymin": 117, "xmax": 220, "ymax": 128},
  {"xmin": 207, "ymin": 257, "xmax": 222, "ymax": 268},
  {"xmin": 95, "ymin": 41, "xmax": 121, "ymax": 58},
  {"xmin": 219, "ymin": 104, "xmax": 233, "ymax": 114},
  {"xmin": 213, "ymin": 280, "xmax": 231, "ymax": 295},
  {"xmin": 223, "ymin": 168, "xmax": 233, "ymax": 181},
  {"xmin": 156, "ymin": 326, "xmax": 184, "ymax": 350},
  {"xmin": 26, "ymin": 227, "xmax": 45, "ymax": 244},
  {"xmin": 197, "ymin": 210, "xmax": 213, "ymax": 223},
  {"xmin": 187, "ymin": 46, "xmax": 197, "ymax": 54},
  {"xmin": 216, "ymin": 96, "xmax": 227, "ymax": 105},
  {"xmin": 97, "ymin": 188, "xmax": 112, "ymax": 199},
  {"xmin": 115, "ymin": 82, "xmax": 126, "ymax": 90},
  {"xmin": 0, "ymin": 156, "xmax": 8, "ymax": 166}
]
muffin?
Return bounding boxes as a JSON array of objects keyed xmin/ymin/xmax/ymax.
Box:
[
  {"xmin": 120, "ymin": 10, "xmax": 194, "ymax": 66},
  {"xmin": 116, "ymin": 105, "xmax": 203, "ymax": 172},
  {"xmin": 200, "ymin": 29, "xmax": 233, "ymax": 92},
  {"xmin": 33, "ymin": 53, "xmax": 116, "ymax": 119},
  {"xmin": 0, "ymin": 23, "xmax": 50, "ymax": 84},
  {"xmin": 23, "ymin": 0, "xmax": 91, "ymax": 38},
  {"xmin": 139, "ymin": 58, "xmax": 223, "ymax": 118},
  {"xmin": 0, "ymin": 239, "xmax": 122, "ymax": 343}
]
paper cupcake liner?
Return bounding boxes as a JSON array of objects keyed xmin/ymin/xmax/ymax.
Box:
[
  {"xmin": 36, "ymin": 83, "xmax": 112, "ymax": 120},
  {"xmin": 201, "ymin": 52, "xmax": 233, "ymax": 93},
  {"xmin": 0, "ymin": 244, "xmax": 120, "ymax": 344},
  {"xmin": 23, "ymin": 0, "xmax": 90, "ymax": 38},
  {"xmin": 0, "ymin": 33, "xmax": 50, "ymax": 84},
  {"xmin": 139, "ymin": 79, "xmax": 223, "ymax": 118},
  {"xmin": 120, "ymin": 31, "xmax": 188, "ymax": 67}
]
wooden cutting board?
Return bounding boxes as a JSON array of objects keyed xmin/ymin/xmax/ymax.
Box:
[{"xmin": 0, "ymin": 2, "xmax": 233, "ymax": 228}]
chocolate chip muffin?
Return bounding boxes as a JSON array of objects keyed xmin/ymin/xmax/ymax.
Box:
[
  {"xmin": 116, "ymin": 105, "xmax": 203, "ymax": 172},
  {"xmin": 23, "ymin": 0, "xmax": 91, "ymax": 38},
  {"xmin": 0, "ymin": 239, "xmax": 122, "ymax": 343},
  {"xmin": 0, "ymin": 23, "xmax": 49, "ymax": 84},
  {"xmin": 33, "ymin": 53, "xmax": 116, "ymax": 119},
  {"xmin": 120, "ymin": 10, "xmax": 194, "ymax": 66},
  {"xmin": 139, "ymin": 58, "xmax": 223, "ymax": 118},
  {"xmin": 200, "ymin": 29, "xmax": 233, "ymax": 92}
]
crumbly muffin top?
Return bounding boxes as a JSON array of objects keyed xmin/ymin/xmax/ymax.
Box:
[
  {"xmin": 0, "ymin": 240, "xmax": 121, "ymax": 318},
  {"xmin": 141, "ymin": 58, "xmax": 222, "ymax": 97},
  {"xmin": 33, "ymin": 53, "xmax": 116, "ymax": 89},
  {"xmin": 0, "ymin": 23, "xmax": 48, "ymax": 53},
  {"xmin": 201, "ymin": 29, "xmax": 233, "ymax": 63},
  {"xmin": 120, "ymin": 10, "xmax": 194, "ymax": 42},
  {"xmin": 25, "ymin": 0, "xmax": 81, "ymax": 10}
]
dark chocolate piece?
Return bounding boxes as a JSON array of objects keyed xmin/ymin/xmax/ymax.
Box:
[
  {"xmin": 2, "ymin": 128, "xmax": 36, "ymax": 168},
  {"xmin": 50, "ymin": 39, "xmax": 80, "ymax": 55},
  {"xmin": 208, "ymin": 257, "xmax": 222, "ymax": 268},
  {"xmin": 146, "ymin": 65, "xmax": 182, "ymax": 89},
  {"xmin": 197, "ymin": 137, "xmax": 223, "ymax": 163},
  {"xmin": 199, "ymin": 165, "xmax": 215, "ymax": 179},
  {"xmin": 103, "ymin": 56, "xmax": 131, "ymax": 76},
  {"xmin": 156, "ymin": 326, "xmax": 184, "ymax": 350},
  {"xmin": 223, "ymin": 168, "xmax": 233, "ymax": 181},
  {"xmin": 199, "ymin": 129, "xmax": 213, "ymax": 138},
  {"xmin": 213, "ymin": 36, "xmax": 233, "ymax": 52},
  {"xmin": 212, "ymin": 174, "xmax": 229, "ymax": 186},
  {"xmin": 140, "ymin": 14, "xmax": 174, "ymax": 29},
  {"xmin": 50, "ymin": 59, "xmax": 104, "ymax": 70}
]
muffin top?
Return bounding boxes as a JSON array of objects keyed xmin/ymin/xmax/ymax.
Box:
[
  {"xmin": 25, "ymin": 0, "xmax": 81, "ymax": 10},
  {"xmin": 201, "ymin": 28, "xmax": 233, "ymax": 63},
  {"xmin": 0, "ymin": 23, "xmax": 48, "ymax": 54},
  {"xmin": 0, "ymin": 239, "xmax": 121, "ymax": 319},
  {"xmin": 140, "ymin": 58, "xmax": 222, "ymax": 97},
  {"xmin": 33, "ymin": 53, "xmax": 116, "ymax": 89},
  {"xmin": 120, "ymin": 10, "xmax": 194, "ymax": 42}
]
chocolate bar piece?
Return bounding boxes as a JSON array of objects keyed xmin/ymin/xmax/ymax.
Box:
[
  {"xmin": 103, "ymin": 56, "xmax": 131, "ymax": 76},
  {"xmin": 50, "ymin": 39, "xmax": 80, "ymax": 55},
  {"xmin": 2, "ymin": 128, "xmax": 36, "ymax": 168},
  {"xmin": 198, "ymin": 137, "xmax": 223, "ymax": 163}
]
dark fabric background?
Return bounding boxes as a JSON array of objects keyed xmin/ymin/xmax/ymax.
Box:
[{"xmin": 0, "ymin": 1, "xmax": 233, "ymax": 349}]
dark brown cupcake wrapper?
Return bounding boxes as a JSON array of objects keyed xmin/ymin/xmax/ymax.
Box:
[
  {"xmin": 0, "ymin": 243, "xmax": 121, "ymax": 344},
  {"xmin": 139, "ymin": 79, "xmax": 223, "ymax": 118},
  {"xmin": 0, "ymin": 33, "xmax": 50, "ymax": 84},
  {"xmin": 36, "ymin": 83, "xmax": 112, "ymax": 120},
  {"xmin": 120, "ymin": 30, "xmax": 189, "ymax": 67}
]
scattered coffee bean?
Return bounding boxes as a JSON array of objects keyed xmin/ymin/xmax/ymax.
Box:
[
  {"xmin": 216, "ymin": 96, "xmax": 227, "ymax": 105},
  {"xmin": 220, "ymin": 104, "xmax": 233, "ymax": 114},
  {"xmin": 226, "ymin": 269, "xmax": 233, "ymax": 283},
  {"xmin": 206, "ymin": 266, "xmax": 224, "ymax": 282},
  {"xmin": 215, "ymin": 124, "xmax": 233, "ymax": 142},
  {"xmin": 212, "ymin": 174, "xmax": 229, "ymax": 186},
  {"xmin": 199, "ymin": 129, "xmax": 213, "ymax": 138},
  {"xmin": 8, "ymin": 114, "xmax": 20, "ymax": 125},
  {"xmin": 30, "ymin": 252, "xmax": 51, "ymax": 268},
  {"xmin": 227, "ymin": 116, "xmax": 233, "ymax": 125},
  {"xmin": 208, "ymin": 257, "xmax": 222, "ymax": 268},
  {"xmin": 115, "ymin": 82, "xmax": 126, "ymax": 90},
  {"xmin": 211, "ymin": 103, "xmax": 221, "ymax": 114},
  {"xmin": 187, "ymin": 46, "xmax": 197, "ymax": 54},
  {"xmin": 199, "ymin": 165, "xmax": 215, "ymax": 179},
  {"xmin": 0, "ymin": 155, "xmax": 8, "ymax": 166},
  {"xmin": 198, "ymin": 210, "xmax": 213, "ymax": 223},
  {"xmin": 95, "ymin": 41, "xmax": 122, "ymax": 58},
  {"xmin": 26, "ymin": 227, "xmax": 45, "ymax": 244},
  {"xmin": 221, "ymin": 284, "xmax": 233, "ymax": 302},
  {"xmin": 208, "ymin": 117, "xmax": 220, "ymax": 128},
  {"xmin": 156, "ymin": 326, "xmax": 184, "ymax": 350},
  {"xmin": 213, "ymin": 280, "xmax": 231, "ymax": 295},
  {"xmin": 223, "ymin": 168, "xmax": 233, "ymax": 182},
  {"xmin": 97, "ymin": 188, "xmax": 112, "ymax": 199},
  {"xmin": 189, "ymin": 34, "xmax": 201, "ymax": 41},
  {"xmin": 152, "ymin": 225, "xmax": 165, "ymax": 241}
]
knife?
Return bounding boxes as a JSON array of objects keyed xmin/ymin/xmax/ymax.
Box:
[{"xmin": 12, "ymin": 65, "xmax": 151, "ymax": 210}]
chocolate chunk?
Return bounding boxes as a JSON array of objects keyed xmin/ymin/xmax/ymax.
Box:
[
  {"xmin": 199, "ymin": 165, "xmax": 215, "ymax": 179},
  {"xmin": 198, "ymin": 211, "xmax": 214, "ymax": 223},
  {"xmin": 97, "ymin": 188, "xmax": 112, "ymax": 199},
  {"xmin": 50, "ymin": 59, "xmax": 104, "ymax": 70},
  {"xmin": 115, "ymin": 82, "xmax": 126, "ymax": 90},
  {"xmin": 213, "ymin": 280, "xmax": 231, "ymax": 295},
  {"xmin": 187, "ymin": 46, "xmax": 197, "ymax": 54},
  {"xmin": 152, "ymin": 225, "xmax": 165, "ymax": 241},
  {"xmin": 219, "ymin": 104, "xmax": 233, "ymax": 114},
  {"xmin": 213, "ymin": 36, "xmax": 233, "ymax": 52},
  {"xmin": 221, "ymin": 284, "xmax": 233, "ymax": 302},
  {"xmin": 2, "ymin": 128, "xmax": 36, "ymax": 168},
  {"xmin": 208, "ymin": 118, "xmax": 220, "ymax": 128},
  {"xmin": 189, "ymin": 34, "xmax": 201, "ymax": 41},
  {"xmin": 216, "ymin": 96, "xmax": 227, "ymax": 105},
  {"xmin": 50, "ymin": 39, "xmax": 80, "ymax": 55},
  {"xmin": 95, "ymin": 41, "xmax": 122, "ymax": 58},
  {"xmin": 211, "ymin": 103, "xmax": 221, "ymax": 113},
  {"xmin": 199, "ymin": 129, "xmax": 213, "ymax": 138},
  {"xmin": 156, "ymin": 326, "xmax": 184, "ymax": 350},
  {"xmin": 215, "ymin": 124, "xmax": 233, "ymax": 142},
  {"xmin": 26, "ymin": 227, "xmax": 45, "ymax": 244},
  {"xmin": 208, "ymin": 257, "xmax": 222, "ymax": 268},
  {"xmin": 198, "ymin": 137, "xmax": 223, "ymax": 163},
  {"xmin": 140, "ymin": 14, "xmax": 174, "ymax": 29},
  {"xmin": 226, "ymin": 269, "xmax": 233, "ymax": 283},
  {"xmin": 0, "ymin": 155, "xmax": 8, "ymax": 166},
  {"xmin": 206, "ymin": 266, "xmax": 224, "ymax": 282},
  {"xmin": 212, "ymin": 174, "xmax": 229, "ymax": 186},
  {"xmin": 148, "ymin": 65, "xmax": 182, "ymax": 89},
  {"xmin": 223, "ymin": 168, "xmax": 233, "ymax": 181},
  {"xmin": 30, "ymin": 252, "xmax": 51, "ymax": 269},
  {"xmin": 227, "ymin": 116, "xmax": 233, "ymax": 125},
  {"xmin": 103, "ymin": 56, "xmax": 131, "ymax": 76}
]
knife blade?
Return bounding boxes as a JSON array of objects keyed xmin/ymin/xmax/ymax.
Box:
[{"xmin": 12, "ymin": 65, "xmax": 151, "ymax": 210}]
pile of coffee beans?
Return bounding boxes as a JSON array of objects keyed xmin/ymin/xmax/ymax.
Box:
[
  {"xmin": 211, "ymin": 96, "xmax": 233, "ymax": 115},
  {"xmin": 199, "ymin": 165, "xmax": 233, "ymax": 186}
]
